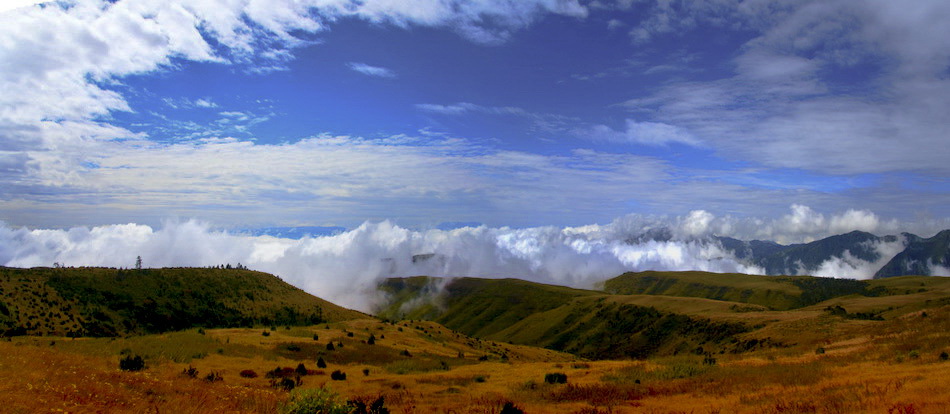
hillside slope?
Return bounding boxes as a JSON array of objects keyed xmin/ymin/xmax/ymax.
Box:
[
  {"xmin": 0, "ymin": 266, "xmax": 364, "ymax": 336},
  {"xmin": 377, "ymin": 276, "xmax": 755, "ymax": 359},
  {"xmin": 601, "ymin": 270, "xmax": 885, "ymax": 310},
  {"xmin": 875, "ymin": 230, "xmax": 950, "ymax": 278}
]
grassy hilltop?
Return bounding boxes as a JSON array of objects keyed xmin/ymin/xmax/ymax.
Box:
[{"xmin": 0, "ymin": 266, "xmax": 364, "ymax": 336}]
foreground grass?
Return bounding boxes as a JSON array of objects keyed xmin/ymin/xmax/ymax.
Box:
[{"xmin": 1, "ymin": 308, "xmax": 948, "ymax": 413}]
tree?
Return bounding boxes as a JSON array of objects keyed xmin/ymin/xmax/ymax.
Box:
[{"xmin": 135, "ymin": 256, "xmax": 142, "ymax": 270}]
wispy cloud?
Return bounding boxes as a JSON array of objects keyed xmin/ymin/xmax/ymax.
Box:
[
  {"xmin": 347, "ymin": 62, "xmax": 396, "ymax": 78},
  {"xmin": 620, "ymin": 0, "xmax": 950, "ymax": 175},
  {"xmin": 576, "ymin": 119, "xmax": 702, "ymax": 147}
]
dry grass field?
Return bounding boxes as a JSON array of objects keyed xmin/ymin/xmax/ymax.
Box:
[{"xmin": 1, "ymin": 303, "xmax": 948, "ymax": 414}]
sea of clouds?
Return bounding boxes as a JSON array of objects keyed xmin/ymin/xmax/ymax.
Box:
[{"xmin": 3, "ymin": 206, "xmax": 945, "ymax": 312}]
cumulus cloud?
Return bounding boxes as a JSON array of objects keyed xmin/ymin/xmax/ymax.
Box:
[
  {"xmin": 347, "ymin": 62, "xmax": 396, "ymax": 78},
  {"xmin": 2, "ymin": 204, "xmax": 943, "ymax": 310},
  {"xmin": 0, "ymin": 219, "xmax": 760, "ymax": 311}
]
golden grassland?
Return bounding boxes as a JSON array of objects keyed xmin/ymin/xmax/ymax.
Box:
[{"xmin": 1, "ymin": 304, "xmax": 948, "ymax": 414}]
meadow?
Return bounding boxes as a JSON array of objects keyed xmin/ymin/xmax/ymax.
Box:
[{"xmin": 1, "ymin": 307, "xmax": 947, "ymax": 413}]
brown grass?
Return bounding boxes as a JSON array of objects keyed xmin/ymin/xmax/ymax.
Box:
[{"xmin": 1, "ymin": 309, "xmax": 949, "ymax": 413}]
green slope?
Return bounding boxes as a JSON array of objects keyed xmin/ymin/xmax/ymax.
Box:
[
  {"xmin": 602, "ymin": 270, "xmax": 886, "ymax": 310},
  {"xmin": 377, "ymin": 276, "xmax": 755, "ymax": 359},
  {"xmin": 492, "ymin": 296, "xmax": 749, "ymax": 359},
  {"xmin": 377, "ymin": 276, "xmax": 598, "ymax": 338},
  {"xmin": 0, "ymin": 266, "xmax": 365, "ymax": 337}
]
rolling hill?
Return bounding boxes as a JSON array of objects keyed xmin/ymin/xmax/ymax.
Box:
[
  {"xmin": 376, "ymin": 271, "xmax": 950, "ymax": 360},
  {"xmin": 0, "ymin": 266, "xmax": 364, "ymax": 337}
]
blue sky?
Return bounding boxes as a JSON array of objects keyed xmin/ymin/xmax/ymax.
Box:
[{"xmin": 1, "ymin": 0, "xmax": 949, "ymax": 239}]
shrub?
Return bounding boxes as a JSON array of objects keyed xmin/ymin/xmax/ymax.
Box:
[
  {"xmin": 240, "ymin": 369, "xmax": 258, "ymax": 378},
  {"xmin": 816, "ymin": 347, "xmax": 826, "ymax": 354},
  {"xmin": 205, "ymin": 371, "xmax": 222, "ymax": 382},
  {"xmin": 347, "ymin": 396, "xmax": 390, "ymax": 414},
  {"xmin": 545, "ymin": 372, "xmax": 568, "ymax": 384},
  {"xmin": 317, "ymin": 357, "xmax": 327, "ymax": 368},
  {"xmin": 326, "ymin": 342, "xmax": 335, "ymax": 351},
  {"xmin": 909, "ymin": 350, "xmax": 920, "ymax": 359},
  {"xmin": 331, "ymin": 370, "xmax": 347, "ymax": 381},
  {"xmin": 368, "ymin": 334, "xmax": 376, "ymax": 345},
  {"xmin": 279, "ymin": 387, "xmax": 350, "ymax": 414},
  {"xmin": 363, "ymin": 368, "xmax": 370, "ymax": 376},
  {"xmin": 273, "ymin": 377, "xmax": 297, "ymax": 392},
  {"xmin": 262, "ymin": 331, "xmax": 270, "ymax": 337},
  {"xmin": 347, "ymin": 332, "xmax": 354, "ymax": 337},
  {"xmin": 296, "ymin": 363, "xmax": 308, "ymax": 376},
  {"xmin": 400, "ymin": 349, "xmax": 412, "ymax": 357},
  {"xmin": 181, "ymin": 366, "xmax": 199, "ymax": 378},
  {"xmin": 500, "ymin": 401, "xmax": 525, "ymax": 414},
  {"xmin": 313, "ymin": 334, "xmax": 319, "ymax": 341},
  {"xmin": 940, "ymin": 351, "xmax": 949, "ymax": 361},
  {"xmin": 119, "ymin": 355, "xmax": 145, "ymax": 371},
  {"xmin": 286, "ymin": 344, "xmax": 301, "ymax": 352}
]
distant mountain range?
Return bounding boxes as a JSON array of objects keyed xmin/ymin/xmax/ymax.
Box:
[
  {"xmin": 631, "ymin": 229, "xmax": 950, "ymax": 278},
  {"xmin": 243, "ymin": 226, "xmax": 347, "ymax": 238}
]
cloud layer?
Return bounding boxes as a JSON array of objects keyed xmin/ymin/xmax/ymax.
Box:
[{"xmin": 2, "ymin": 206, "xmax": 944, "ymax": 312}]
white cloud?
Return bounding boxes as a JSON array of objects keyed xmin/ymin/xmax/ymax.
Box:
[
  {"xmin": 622, "ymin": 0, "xmax": 950, "ymax": 175},
  {"xmin": 579, "ymin": 119, "xmax": 702, "ymax": 147},
  {"xmin": 347, "ymin": 62, "xmax": 396, "ymax": 78}
]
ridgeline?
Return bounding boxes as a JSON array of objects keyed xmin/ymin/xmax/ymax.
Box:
[{"xmin": 0, "ymin": 266, "xmax": 364, "ymax": 337}]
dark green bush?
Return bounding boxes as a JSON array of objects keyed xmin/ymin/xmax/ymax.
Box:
[
  {"xmin": 119, "ymin": 355, "xmax": 145, "ymax": 371},
  {"xmin": 544, "ymin": 372, "xmax": 568, "ymax": 384}
]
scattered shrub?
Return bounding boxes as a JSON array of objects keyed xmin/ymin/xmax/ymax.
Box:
[
  {"xmin": 347, "ymin": 332, "xmax": 354, "ymax": 337},
  {"xmin": 119, "ymin": 355, "xmax": 145, "ymax": 371},
  {"xmin": 347, "ymin": 396, "xmax": 390, "ymax": 414},
  {"xmin": 279, "ymin": 387, "xmax": 350, "ymax": 414},
  {"xmin": 368, "ymin": 334, "xmax": 376, "ymax": 345},
  {"xmin": 500, "ymin": 401, "xmax": 525, "ymax": 414},
  {"xmin": 181, "ymin": 366, "xmax": 199, "ymax": 378},
  {"xmin": 296, "ymin": 363, "xmax": 308, "ymax": 376},
  {"xmin": 205, "ymin": 371, "xmax": 222, "ymax": 382},
  {"xmin": 940, "ymin": 351, "xmax": 948, "ymax": 361},
  {"xmin": 262, "ymin": 331, "xmax": 270, "ymax": 337},
  {"xmin": 400, "ymin": 349, "xmax": 412, "ymax": 357},
  {"xmin": 363, "ymin": 368, "xmax": 370, "ymax": 376},
  {"xmin": 326, "ymin": 342, "xmax": 335, "ymax": 351},
  {"xmin": 317, "ymin": 357, "xmax": 327, "ymax": 368},
  {"xmin": 331, "ymin": 370, "xmax": 347, "ymax": 381},
  {"xmin": 545, "ymin": 373, "xmax": 568, "ymax": 384},
  {"xmin": 313, "ymin": 334, "xmax": 319, "ymax": 341},
  {"xmin": 909, "ymin": 350, "xmax": 920, "ymax": 359},
  {"xmin": 273, "ymin": 377, "xmax": 297, "ymax": 391},
  {"xmin": 286, "ymin": 344, "xmax": 301, "ymax": 352},
  {"xmin": 240, "ymin": 369, "xmax": 258, "ymax": 378},
  {"xmin": 816, "ymin": 347, "xmax": 826, "ymax": 354},
  {"xmin": 474, "ymin": 376, "xmax": 487, "ymax": 383}
]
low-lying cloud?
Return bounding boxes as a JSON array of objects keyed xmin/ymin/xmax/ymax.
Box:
[{"xmin": 2, "ymin": 207, "xmax": 944, "ymax": 312}]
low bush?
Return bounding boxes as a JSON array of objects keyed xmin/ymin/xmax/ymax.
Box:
[
  {"xmin": 545, "ymin": 372, "xmax": 568, "ymax": 384},
  {"xmin": 239, "ymin": 369, "xmax": 258, "ymax": 378},
  {"xmin": 331, "ymin": 370, "xmax": 347, "ymax": 380},
  {"xmin": 181, "ymin": 366, "xmax": 198, "ymax": 378},
  {"xmin": 119, "ymin": 355, "xmax": 145, "ymax": 371}
]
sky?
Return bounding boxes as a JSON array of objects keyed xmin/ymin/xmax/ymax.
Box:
[
  {"xmin": 1, "ymin": 0, "xmax": 949, "ymax": 235},
  {"xmin": 2, "ymin": 1, "xmax": 950, "ymax": 306}
]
